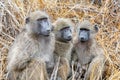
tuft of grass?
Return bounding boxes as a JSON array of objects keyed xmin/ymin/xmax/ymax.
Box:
[{"xmin": 0, "ymin": 0, "xmax": 120, "ymax": 80}]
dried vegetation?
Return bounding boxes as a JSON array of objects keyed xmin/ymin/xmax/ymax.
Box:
[{"xmin": 0, "ymin": 0, "xmax": 120, "ymax": 80}]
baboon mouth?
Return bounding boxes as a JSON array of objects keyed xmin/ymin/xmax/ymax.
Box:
[
  {"xmin": 67, "ymin": 39, "xmax": 72, "ymax": 41},
  {"xmin": 42, "ymin": 33, "xmax": 51, "ymax": 37},
  {"xmin": 44, "ymin": 34, "xmax": 50, "ymax": 37},
  {"xmin": 80, "ymin": 38, "xmax": 86, "ymax": 42},
  {"xmin": 80, "ymin": 40, "xmax": 86, "ymax": 43},
  {"xmin": 65, "ymin": 38, "xmax": 72, "ymax": 41},
  {"xmin": 38, "ymin": 33, "xmax": 50, "ymax": 37}
]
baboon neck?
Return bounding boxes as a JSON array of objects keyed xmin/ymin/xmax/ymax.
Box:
[
  {"xmin": 27, "ymin": 32, "xmax": 51, "ymax": 41},
  {"xmin": 56, "ymin": 38, "xmax": 71, "ymax": 43},
  {"xmin": 55, "ymin": 40, "xmax": 72, "ymax": 57},
  {"xmin": 56, "ymin": 40, "xmax": 72, "ymax": 45}
]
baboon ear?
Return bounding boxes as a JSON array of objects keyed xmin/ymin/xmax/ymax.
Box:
[
  {"xmin": 25, "ymin": 17, "xmax": 30, "ymax": 24},
  {"xmin": 94, "ymin": 24, "xmax": 99, "ymax": 33}
]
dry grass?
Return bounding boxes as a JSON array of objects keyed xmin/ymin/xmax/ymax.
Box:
[{"xmin": 0, "ymin": 0, "xmax": 120, "ymax": 80}]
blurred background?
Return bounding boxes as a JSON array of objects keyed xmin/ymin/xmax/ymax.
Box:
[{"xmin": 0, "ymin": 0, "xmax": 120, "ymax": 80}]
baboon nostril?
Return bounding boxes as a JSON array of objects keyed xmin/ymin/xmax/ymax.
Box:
[
  {"xmin": 81, "ymin": 37, "xmax": 84, "ymax": 41},
  {"xmin": 47, "ymin": 30, "xmax": 50, "ymax": 33},
  {"xmin": 68, "ymin": 36, "xmax": 72, "ymax": 39}
]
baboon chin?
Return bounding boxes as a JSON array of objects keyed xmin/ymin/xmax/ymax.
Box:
[
  {"xmin": 53, "ymin": 18, "xmax": 74, "ymax": 80},
  {"xmin": 7, "ymin": 10, "xmax": 55, "ymax": 80},
  {"xmin": 72, "ymin": 20, "xmax": 105, "ymax": 80}
]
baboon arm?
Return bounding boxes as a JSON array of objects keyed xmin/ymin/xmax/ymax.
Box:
[
  {"xmin": 7, "ymin": 52, "xmax": 31, "ymax": 80},
  {"xmin": 7, "ymin": 52, "xmax": 31, "ymax": 71},
  {"xmin": 58, "ymin": 58, "xmax": 70, "ymax": 80},
  {"xmin": 84, "ymin": 55, "xmax": 105, "ymax": 80},
  {"xmin": 20, "ymin": 60, "xmax": 49, "ymax": 80}
]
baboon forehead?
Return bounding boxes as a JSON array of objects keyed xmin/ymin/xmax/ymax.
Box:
[
  {"xmin": 79, "ymin": 20, "xmax": 93, "ymax": 30},
  {"xmin": 28, "ymin": 11, "xmax": 49, "ymax": 21},
  {"xmin": 54, "ymin": 18, "xmax": 74, "ymax": 31}
]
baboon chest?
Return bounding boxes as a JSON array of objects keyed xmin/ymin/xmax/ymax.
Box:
[
  {"xmin": 55, "ymin": 41, "xmax": 72, "ymax": 60},
  {"xmin": 76, "ymin": 46, "xmax": 95, "ymax": 65},
  {"xmin": 30, "ymin": 38, "xmax": 54, "ymax": 68}
]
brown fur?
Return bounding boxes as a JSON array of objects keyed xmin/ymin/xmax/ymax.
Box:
[
  {"xmin": 53, "ymin": 18, "xmax": 74, "ymax": 32},
  {"xmin": 7, "ymin": 10, "xmax": 55, "ymax": 80},
  {"xmin": 72, "ymin": 20, "xmax": 105, "ymax": 80},
  {"xmin": 53, "ymin": 18, "xmax": 74, "ymax": 80}
]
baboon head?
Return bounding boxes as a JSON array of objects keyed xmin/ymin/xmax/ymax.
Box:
[
  {"xmin": 25, "ymin": 11, "xmax": 52, "ymax": 36},
  {"xmin": 77, "ymin": 20, "xmax": 99, "ymax": 42},
  {"xmin": 53, "ymin": 18, "xmax": 74, "ymax": 42}
]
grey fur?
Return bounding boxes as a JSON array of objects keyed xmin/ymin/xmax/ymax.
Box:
[{"xmin": 7, "ymin": 11, "xmax": 55, "ymax": 80}]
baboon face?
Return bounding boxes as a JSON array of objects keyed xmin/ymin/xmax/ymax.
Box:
[
  {"xmin": 78, "ymin": 25, "xmax": 98, "ymax": 42},
  {"xmin": 79, "ymin": 28, "xmax": 90, "ymax": 42},
  {"xmin": 60, "ymin": 27, "xmax": 72, "ymax": 41},
  {"xmin": 26, "ymin": 13, "xmax": 52, "ymax": 36},
  {"xmin": 54, "ymin": 18, "xmax": 74, "ymax": 42},
  {"xmin": 56, "ymin": 26, "xmax": 72, "ymax": 42},
  {"xmin": 36, "ymin": 18, "xmax": 51, "ymax": 36}
]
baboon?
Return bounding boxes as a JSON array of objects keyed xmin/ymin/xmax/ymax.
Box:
[
  {"xmin": 72, "ymin": 20, "xmax": 105, "ymax": 80},
  {"xmin": 7, "ymin": 10, "xmax": 55, "ymax": 80},
  {"xmin": 53, "ymin": 18, "xmax": 74, "ymax": 80}
]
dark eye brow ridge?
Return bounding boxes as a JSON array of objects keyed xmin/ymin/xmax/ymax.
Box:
[
  {"xmin": 60, "ymin": 26, "xmax": 70, "ymax": 31},
  {"xmin": 80, "ymin": 28, "xmax": 89, "ymax": 31},
  {"xmin": 37, "ymin": 17, "xmax": 47, "ymax": 21}
]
